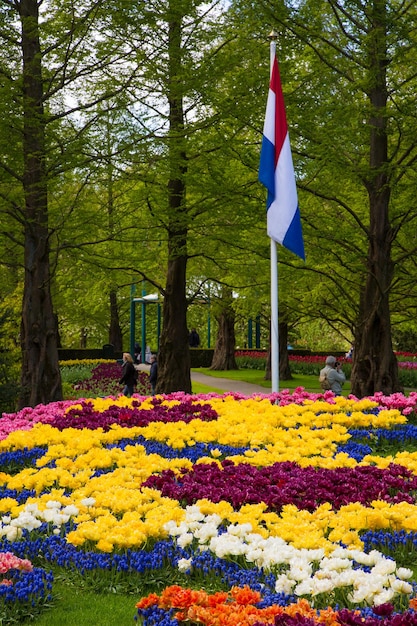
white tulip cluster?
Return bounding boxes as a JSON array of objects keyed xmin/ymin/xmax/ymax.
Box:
[
  {"xmin": 164, "ymin": 505, "xmax": 414, "ymax": 607},
  {"xmin": 0, "ymin": 500, "xmax": 82, "ymax": 542}
]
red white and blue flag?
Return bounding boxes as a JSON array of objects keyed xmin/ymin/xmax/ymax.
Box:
[{"xmin": 259, "ymin": 57, "xmax": 305, "ymax": 260}]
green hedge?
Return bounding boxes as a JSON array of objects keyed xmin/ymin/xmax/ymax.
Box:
[
  {"xmin": 236, "ymin": 356, "xmax": 266, "ymax": 371},
  {"xmin": 60, "ymin": 363, "xmax": 95, "ymax": 384},
  {"xmin": 289, "ymin": 360, "xmax": 352, "ymax": 379},
  {"xmin": 190, "ymin": 349, "xmax": 214, "ymax": 368},
  {"xmin": 397, "ymin": 368, "xmax": 417, "ymax": 389}
]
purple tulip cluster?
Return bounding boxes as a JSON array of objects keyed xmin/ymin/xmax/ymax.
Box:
[
  {"xmin": 73, "ymin": 363, "xmax": 151, "ymax": 397},
  {"xmin": 143, "ymin": 460, "xmax": 417, "ymax": 512},
  {"xmin": 252, "ymin": 604, "xmax": 417, "ymax": 626},
  {"xmin": 49, "ymin": 399, "xmax": 218, "ymax": 431}
]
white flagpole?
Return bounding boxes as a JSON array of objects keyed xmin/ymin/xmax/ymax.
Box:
[{"xmin": 269, "ymin": 31, "xmax": 279, "ymax": 394}]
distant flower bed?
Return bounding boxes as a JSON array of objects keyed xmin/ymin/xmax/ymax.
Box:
[
  {"xmin": 235, "ymin": 351, "xmax": 417, "ymax": 387},
  {"xmin": 236, "ymin": 350, "xmax": 417, "ymax": 364},
  {"xmin": 61, "ymin": 361, "xmax": 151, "ymax": 398}
]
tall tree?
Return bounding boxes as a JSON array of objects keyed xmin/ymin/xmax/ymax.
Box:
[
  {"xmin": 103, "ymin": 1, "xmax": 260, "ymax": 392},
  {"xmin": 0, "ymin": 0, "xmax": 140, "ymax": 405},
  {"xmin": 18, "ymin": 0, "xmax": 62, "ymax": 407},
  {"xmin": 156, "ymin": 0, "xmax": 191, "ymax": 393},
  {"xmin": 237, "ymin": 0, "xmax": 417, "ymax": 395},
  {"xmin": 350, "ymin": 0, "xmax": 399, "ymax": 395}
]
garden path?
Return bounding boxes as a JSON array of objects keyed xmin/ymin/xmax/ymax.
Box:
[{"xmin": 136, "ymin": 364, "xmax": 269, "ymax": 395}]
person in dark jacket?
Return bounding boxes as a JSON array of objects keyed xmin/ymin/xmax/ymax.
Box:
[
  {"xmin": 134, "ymin": 343, "xmax": 141, "ymax": 364},
  {"xmin": 119, "ymin": 352, "xmax": 136, "ymax": 397},
  {"xmin": 149, "ymin": 354, "xmax": 158, "ymax": 395},
  {"xmin": 189, "ymin": 328, "xmax": 200, "ymax": 348}
]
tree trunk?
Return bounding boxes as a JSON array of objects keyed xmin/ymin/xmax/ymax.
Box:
[
  {"xmin": 279, "ymin": 322, "xmax": 292, "ymax": 380},
  {"xmin": 80, "ymin": 328, "xmax": 88, "ymax": 349},
  {"xmin": 210, "ymin": 291, "xmax": 237, "ymax": 370},
  {"xmin": 18, "ymin": 0, "xmax": 62, "ymax": 408},
  {"xmin": 109, "ymin": 289, "xmax": 123, "ymax": 351},
  {"xmin": 55, "ymin": 313, "xmax": 62, "ymax": 349},
  {"xmin": 156, "ymin": 3, "xmax": 191, "ymax": 394},
  {"xmin": 264, "ymin": 321, "xmax": 292, "ymax": 381},
  {"xmin": 350, "ymin": 2, "xmax": 400, "ymax": 397},
  {"xmin": 157, "ymin": 255, "xmax": 191, "ymax": 393}
]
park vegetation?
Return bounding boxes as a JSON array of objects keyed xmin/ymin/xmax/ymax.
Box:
[{"xmin": 1, "ymin": 1, "xmax": 417, "ymax": 406}]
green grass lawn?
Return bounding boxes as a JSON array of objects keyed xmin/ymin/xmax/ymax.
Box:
[
  {"xmin": 191, "ymin": 381, "xmax": 229, "ymax": 394},
  {"xmin": 26, "ymin": 582, "xmax": 138, "ymax": 625}
]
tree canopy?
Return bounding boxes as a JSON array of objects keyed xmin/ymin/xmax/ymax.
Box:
[{"xmin": 1, "ymin": 0, "xmax": 417, "ymax": 403}]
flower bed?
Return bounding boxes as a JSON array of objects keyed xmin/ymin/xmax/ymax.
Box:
[
  {"xmin": 0, "ymin": 552, "xmax": 52, "ymax": 622},
  {"xmin": 60, "ymin": 361, "xmax": 152, "ymax": 398},
  {"xmin": 235, "ymin": 351, "xmax": 417, "ymax": 387},
  {"xmin": 1, "ymin": 389, "xmax": 417, "ymax": 622}
]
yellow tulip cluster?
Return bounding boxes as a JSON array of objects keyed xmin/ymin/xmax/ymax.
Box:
[{"xmin": 0, "ymin": 395, "xmax": 413, "ymax": 553}]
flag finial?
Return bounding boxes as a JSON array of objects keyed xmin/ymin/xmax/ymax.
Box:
[{"xmin": 268, "ymin": 30, "xmax": 277, "ymax": 40}]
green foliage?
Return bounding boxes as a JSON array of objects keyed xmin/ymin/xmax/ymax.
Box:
[
  {"xmin": 0, "ymin": 364, "xmax": 19, "ymax": 414},
  {"xmin": 60, "ymin": 363, "xmax": 95, "ymax": 385},
  {"xmin": 393, "ymin": 328, "xmax": 417, "ymax": 353},
  {"xmin": 397, "ymin": 368, "xmax": 417, "ymax": 389},
  {"xmin": 61, "ymin": 382, "xmax": 75, "ymax": 399},
  {"xmin": 189, "ymin": 349, "xmax": 214, "ymax": 368},
  {"xmin": 236, "ymin": 355, "xmax": 266, "ymax": 371},
  {"xmin": 0, "ymin": 306, "xmax": 21, "ymax": 413}
]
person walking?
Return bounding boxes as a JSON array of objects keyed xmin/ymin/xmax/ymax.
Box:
[
  {"xmin": 319, "ymin": 355, "xmax": 346, "ymax": 395},
  {"xmin": 119, "ymin": 352, "xmax": 137, "ymax": 397},
  {"xmin": 149, "ymin": 355, "xmax": 158, "ymax": 395}
]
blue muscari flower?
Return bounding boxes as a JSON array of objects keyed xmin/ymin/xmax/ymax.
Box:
[
  {"xmin": 0, "ymin": 487, "xmax": 36, "ymax": 503},
  {"xmin": 188, "ymin": 549, "xmax": 291, "ymax": 600},
  {"xmin": 348, "ymin": 428, "xmax": 372, "ymax": 440},
  {"xmin": 0, "ymin": 533, "xmax": 292, "ymax": 604},
  {"xmin": 0, "ymin": 447, "xmax": 47, "ymax": 473},
  {"xmin": 336, "ymin": 442, "xmax": 372, "ymax": 461},
  {"xmin": 136, "ymin": 606, "xmax": 177, "ymax": 626},
  {"xmin": 257, "ymin": 591, "xmax": 295, "ymax": 608},
  {"xmin": 91, "ymin": 468, "xmax": 112, "ymax": 477},
  {"xmin": 0, "ymin": 567, "xmax": 53, "ymax": 605},
  {"xmin": 105, "ymin": 435, "xmax": 252, "ymax": 461},
  {"xmin": 362, "ymin": 529, "xmax": 417, "ymax": 553},
  {"xmin": 348, "ymin": 425, "xmax": 417, "ymax": 446}
]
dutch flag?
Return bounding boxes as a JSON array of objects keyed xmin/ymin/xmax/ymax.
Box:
[{"xmin": 259, "ymin": 57, "xmax": 305, "ymax": 260}]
